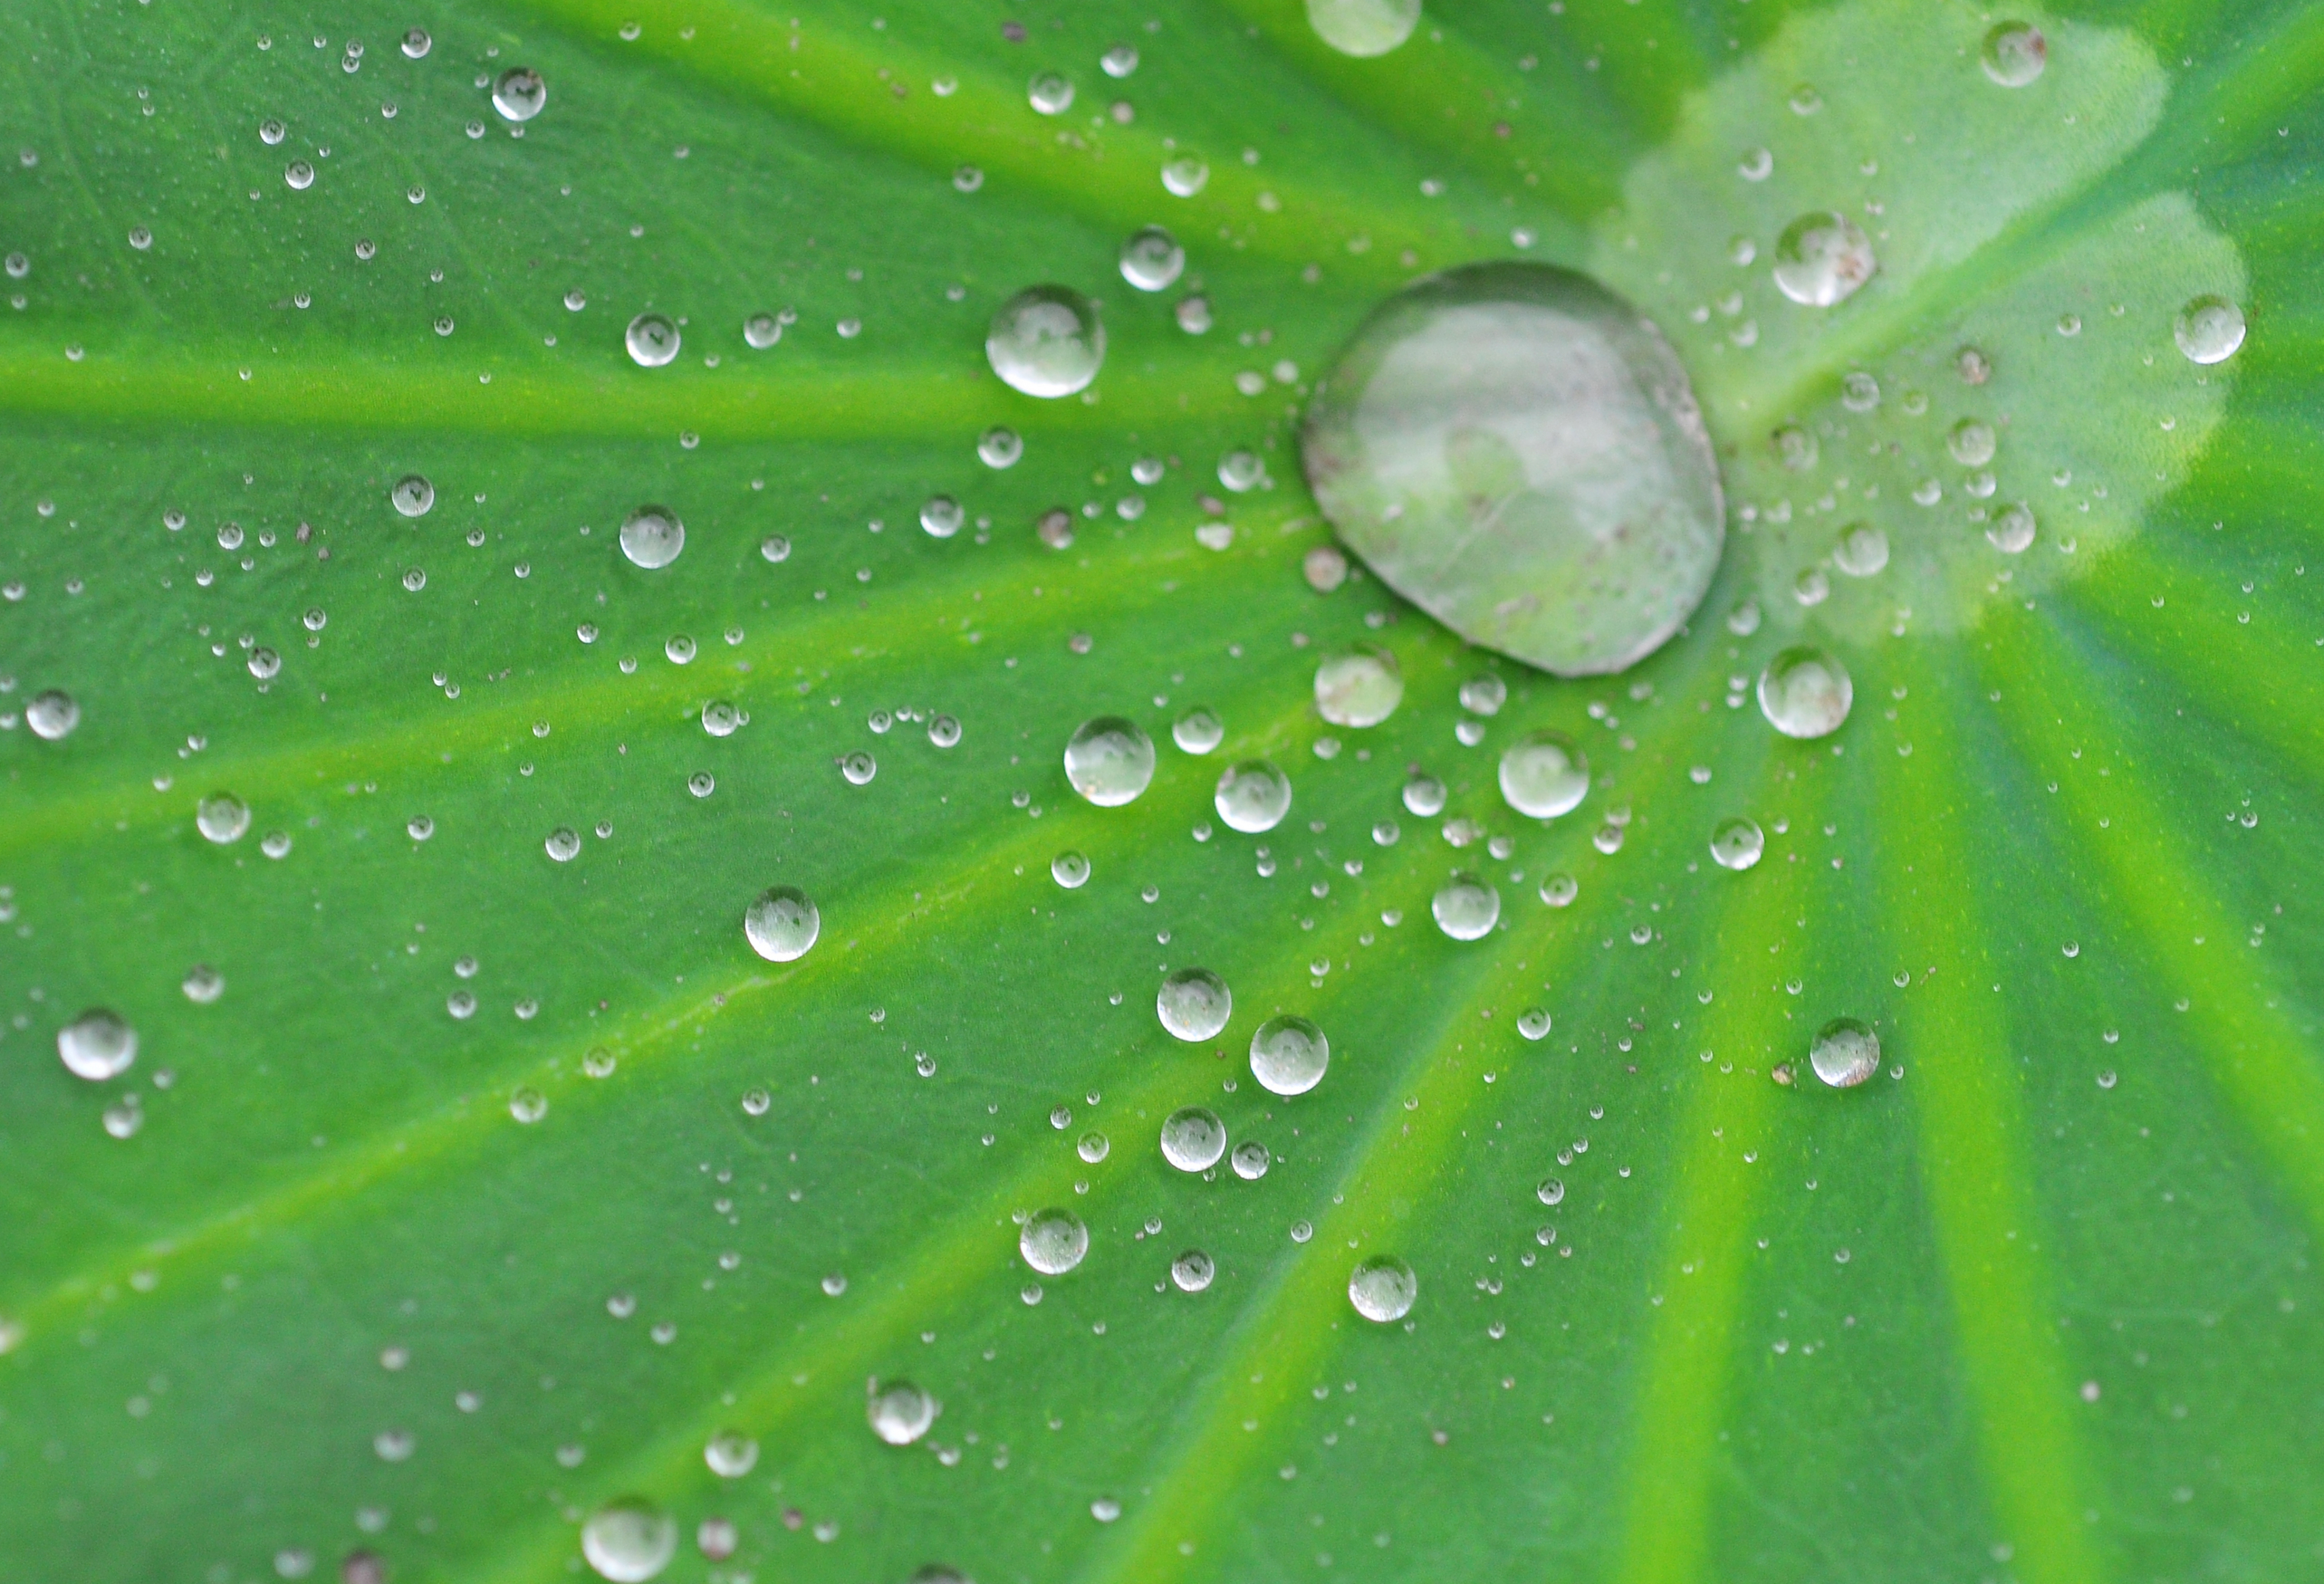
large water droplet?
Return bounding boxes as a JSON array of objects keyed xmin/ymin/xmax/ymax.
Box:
[
  {"xmin": 1214, "ymin": 760, "xmax": 1292, "ymax": 833},
  {"xmin": 1064, "ymin": 716, "xmax": 1156, "ymax": 807},
  {"xmin": 1019, "ymin": 1208, "xmax": 1089, "ymax": 1275},
  {"xmin": 1159, "ymin": 1107, "xmax": 1227, "ymax": 1172},
  {"xmin": 1050, "ymin": 851, "xmax": 1091, "ymax": 889},
  {"xmin": 1171, "ymin": 706, "xmax": 1224, "ymax": 754},
  {"xmin": 1348, "ymin": 1255, "xmax": 1417, "ymax": 1322},
  {"xmin": 1306, "ymin": 0, "xmax": 1420, "ymax": 56},
  {"xmin": 1772, "ymin": 212, "xmax": 1876, "ymax": 307},
  {"xmin": 1980, "ymin": 22, "xmax": 2047, "ymax": 86},
  {"xmin": 492, "ymin": 67, "xmax": 547, "ymax": 122},
  {"xmin": 1158, "ymin": 968, "xmax": 1232, "ymax": 1042},
  {"xmin": 1431, "ymin": 873, "xmax": 1501, "ymax": 940},
  {"xmin": 1809, "ymin": 1017, "xmax": 1880, "ymax": 1088},
  {"xmin": 1250, "ymin": 1015, "xmax": 1328, "ymax": 1096},
  {"xmin": 988, "ymin": 286, "xmax": 1104, "ymax": 398},
  {"xmin": 58, "ymin": 1009, "xmax": 136, "ymax": 1080},
  {"xmin": 1756, "ymin": 647, "xmax": 1852, "ymax": 739},
  {"xmin": 868, "ymin": 1380, "xmax": 939, "ymax": 1446},
  {"xmin": 1498, "ymin": 730, "xmax": 1589, "ymax": 819},
  {"xmin": 619, "ymin": 506, "xmax": 684, "ymax": 568},
  {"xmin": 1119, "ymin": 226, "xmax": 1185, "ymax": 292},
  {"xmin": 1302, "ymin": 263, "xmax": 1723, "ymax": 676},
  {"xmin": 196, "ymin": 793, "xmax": 250, "ymax": 845},
  {"xmin": 582, "ymin": 1498, "xmax": 674, "ymax": 1582},
  {"xmin": 1834, "ymin": 521, "xmax": 1889, "ymax": 577},
  {"xmin": 1710, "ymin": 817, "xmax": 1764, "ymax": 871},
  {"xmin": 1170, "ymin": 1249, "xmax": 1216, "ymax": 1292},
  {"xmin": 25, "ymin": 689, "xmax": 78, "ymax": 741},
  {"xmin": 1313, "ymin": 644, "xmax": 1403, "ymax": 727},
  {"xmin": 624, "ymin": 313, "xmax": 680, "ymax": 368},
  {"xmin": 743, "ymin": 886, "xmax": 819, "ymax": 962},
  {"xmin": 704, "ymin": 1431, "xmax": 758, "ymax": 1479},
  {"xmin": 2173, "ymin": 294, "xmax": 2245, "ymax": 364},
  {"xmin": 1988, "ymin": 501, "xmax": 2037, "ymax": 554},
  {"xmin": 390, "ymin": 474, "xmax": 434, "ymax": 517}
]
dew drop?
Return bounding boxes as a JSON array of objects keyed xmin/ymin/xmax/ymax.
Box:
[
  {"xmin": 58, "ymin": 1009, "xmax": 136, "ymax": 1081},
  {"xmin": 1538, "ymin": 872, "xmax": 1578, "ymax": 907},
  {"xmin": 1019, "ymin": 1208, "xmax": 1089, "ymax": 1275},
  {"xmin": 1348, "ymin": 1255, "xmax": 1417, "ymax": 1322},
  {"xmin": 1987, "ymin": 502, "xmax": 2037, "ymax": 554},
  {"xmin": 1119, "ymin": 226, "xmax": 1185, "ymax": 292},
  {"xmin": 743, "ymin": 887, "xmax": 819, "ymax": 963},
  {"xmin": 977, "ymin": 426, "xmax": 1024, "ymax": 469},
  {"xmin": 1756, "ymin": 648, "xmax": 1852, "ymax": 739},
  {"xmin": 868, "ymin": 1380, "xmax": 939, "ymax": 1446},
  {"xmin": 491, "ymin": 67, "xmax": 547, "ymax": 123},
  {"xmin": 196, "ymin": 793, "xmax": 251, "ymax": 845},
  {"xmin": 1064, "ymin": 716, "xmax": 1156, "ymax": 807},
  {"xmin": 182, "ymin": 965, "xmax": 223, "ymax": 1004},
  {"xmin": 1498, "ymin": 730, "xmax": 1589, "ymax": 819},
  {"xmin": 1980, "ymin": 22, "xmax": 2047, "ymax": 87},
  {"xmin": 391, "ymin": 475, "xmax": 435, "ymax": 517},
  {"xmin": 617, "ymin": 506, "xmax": 684, "ymax": 569},
  {"xmin": 1231, "ymin": 1140, "xmax": 1271, "ymax": 1180},
  {"xmin": 1710, "ymin": 817, "xmax": 1764, "ymax": 871},
  {"xmin": 1537, "ymin": 1177, "xmax": 1565, "ymax": 1205},
  {"xmin": 1050, "ymin": 850, "xmax": 1091, "ymax": 889},
  {"xmin": 703, "ymin": 1431, "xmax": 757, "ymax": 1479},
  {"xmin": 929, "ymin": 714, "xmax": 963, "ymax": 748},
  {"xmin": 1517, "ymin": 1007, "xmax": 1553, "ymax": 1041},
  {"xmin": 921, "ymin": 495, "xmax": 965, "ymax": 539},
  {"xmin": 1078, "ymin": 1131, "xmax": 1110, "ymax": 1163},
  {"xmin": 581, "ymin": 1498, "xmax": 675, "ymax": 1583},
  {"xmin": 1250, "ymin": 1014, "xmax": 1329, "ymax": 1096},
  {"xmin": 1214, "ymin": 760, "xmax": 1292, "ymax": 834},
  {"xmin": 1171, "ymin": 706, "xmax": 1224, "ymax": 754},
  {"xmin": 1834, "ymin": 521, "xmax": 1889, "ymax": 577},
  {"xmin": 25, "ymin": 689, "xmax": 78, "ymax": 740},
  {"xmin": 987, "ymin": 286, "xmax": 1104, "ymax": 398},
  {"xmin": 1809, "ymin": 1017, "xmax": 1880, "ymax": 1089},
  {"xmin": 1160, "ymin": 1107, "xmax": 1228, "ymax": 1172},
  {"xmin": 1171, "ymin": 1250, "xmax": 1217, "ymax": 1292},
  {"xmin": 545, "ymin": 827, "xmax": 582, "ymax": 862},
  {"xmin": 1948, "ymin": 419, "xmax": 1997, "ymax": 467},
  {"xmin": 1157, "ymin": 967, "xmax": 1232, "ymax": 1041},
  {"xmin": 509, "ymin": 1087, "xmax": 547, "ymax": 1124},
  {"xmin": 1313, "ymin": 644, "xmax": 1403, "ymax": 727},
  {"xmin": 1401, "ymin": 773, "xmax": 1447, "ymax": 817},
  {"xmin": 743, "ymin": 313, "xmax": 781, "ymax": 349},
  {"xmin": 1161, "ymin": 155, "xmax": 1209, "ymax": 197},
  {"xmin": 1772, "ymin": 212, "xmax": 1876, "ymax": 307},
  {"xmin": 1458, "ymin": 674, "xmax": 1507, "ymax": 716},
  {"xmin": 1432, "ymin": 873, "xmax": 1500, "ymax": 940},
  {"xmin": 624, "ymin": 313, "xmax": 680, "ymax": 368},
  {"xmin": 1028, "ymin": 71, "xmax": 1074, "ymax": 115},
  {"xmin": 2173, "ymin": 295, "xmax": 2245, "ymax": 365},
  {"xmin": 1306, "ymin": 0, "xmax": 1419, "ymax": 56}
]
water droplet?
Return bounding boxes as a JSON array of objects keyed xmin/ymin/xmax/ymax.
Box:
[
  {"xmin": 1458, "ymin": 674, "xmax": 1507, "ymax": 716},
  {"xmin": 1064, "ymin": 716, "xmax": 1156, "ymax": 807},
  {"xmin": 744, "ymin": 885, "xmax": 819, "ymax": 963},
  {"xmin": 1947, "ymin": 419, "xmax": 1997, "ymax": 467},
  {"xmin": 977, "ymin": 426, "xmax": 1024, "ymax": 468},
  {"xmin": 1432, "ymin": 873, "xmax": 1501, "ymax": 940},
  {"xmin": 284, "ymin": 160, "xmax": 314, "ymax": 191},
  {"xmin": 1250, "ymin": 1014, "xmax": 1329, "ymax": 1096},
  {"xmin": 1498, "ymin": 730, "xmax": 1589, "ymax": 819},
  {"xmin": 701, "ymin": 701, "xmax": 741, "ymax": 739},
  {"xmin": 390, "ymin": 475, "xmax": 434, "ymax": 517},
  {"xmin": 1160, "ymin": 1107, "xmax": 1227, "ymax": 1172},
  {"xmin": 1306, "ymin": 0, "xmax": 1420, "ymax": 56},
  {"xmin": 58, "ymin": 1009, "xmax": 136, "ymax": 1080},
  {"xmin": 1536, "ymin": 1177, "xmax": 1566, "ymax": 1207},
  {"xmin": 1214, "ymin": 760, "xmax": 1292, "ymax": 834},
  {"xmin": 1028, "ymin": 71, "xmax": 1074, "ymax": 115},
  {"xmin": 929, "ymin": 714, "xmax": 963, "ymax": 748},
  {"xmin": 25, "ymin": 689, "xmax": 77, "ymax": 740},
  {"xmin": 1231, "ymin": 1140, "xmax": 1271, "ymax": 1179},
  {"xmin": 1401, "ymin": 773, "xmax": 1448, "ymax": 817},
  {"xmin": 1301, "ymin": 263, "xmax": 1723, "ymax": 676},
  {"xmin": 868, "ymin": 1380, "xmax": 939, "ymax": 1446},
  {"xmin": 492, "ymin": 67, "xmax": 547, "ymax": 123},
  {"xmin": 921, "ymin": 495, "xmax": 965, "ymax": 539},
  {"xmin": 1710, "ymin": 817, "xmax": 1764, "ymax": 871},
  {"xmin": 1808, "ymin": 1017, "xmax": 1880, "ymax": 1089},
  {"xmin": 703, "ymin": 1431, "xmax": 757, "ymax": 1479},
  {"xmin": 581, "ymin": 1497, "xmax": 675, "ymax": 1583},
  {"xmin": 1102, "ymin": 42, "xmax": 1140, "ymax": 77},
  {"xmin": 507, "ymin": 1087, "xmax": 548, "ymax": 1124},
  {"xmin": 401, "ymin": 27, "xmax": 431, "ymax": 58},
  {"xmin": 625, "ymin": 313, "xmax": 680, "ymax": 368},
  {"xmin": 1119, "ymin": 226, "xmax": 1185, "ymax": 292},
  {"xmin": 1980, "ymin": 22, "xmax": 2047, "ymax": 87},
  {"xmin": 1987, "ymin": 502, "xmax": 2036, "ymax": 554},
  {"xmin": 1171, "ymin": 706, "xmax": 1224, "ymax": 754},
  {"xmin": 1348, "ymin": 1255, "xmax": 1417, "ymax": 1322},
  {"xmin": 1171, "ymin": 1250, "xmax": 1217, "ymax": 1292},
  {"xmin": 987, "ymin": 286, "xmax": 1104, "ymax": 398},
  {"xmin": 1772, "ymin": 212, "xmax": 1876, "ymax": 307},
  {"xmin": 1834, "ymin": 521, "xmax": 1889, "ymax": 577},
  {"xmin": 1019, "ymin": 1208, "xmax": 1089, "ymax": 1275},
  {"xmin": 1737, "ymin": 147, "xmax": 1774, "ymax": 181},
  {"xmin": 545, "ymin": 827, "xmax": 582, "ymax": 862},
  {"xmin": 196, "ymin": 793, "xmax": 250, "ymax": 845},
  {"xmin": 1539, "ymin": 872, "xmax": 1578, "ymax": 907},
  {"xmin": 743, "ymin": 313, "xmax": 781, "ymax": 349},
  {"xmin": 2173, "ymin": 295, "xmax": 2245, "ymax": 364},
  {"xmin": 1161, "ymin": 155, "xmax": 1209, "ymax": 197},
  {"xmin": 1756, "ymin": 647, "xmax": 1852, "ymax": 739},
  {"xmin": 759, "ymin": 534, "xmax": 791, "ymax": 562},
  {"xmin": 1078, "ymin": 1130, "xmax": 1110, "ymax": 1163},
  {"xmin": 1313, "ymin": 644, "xmax": 1403, "ymax": 727},
  {"xmin": 1051, "ymin": 850, "xmax": 1091, "ymax": 889},
  {"xmin": 618, "ymin": 506, "xmax": 684, "ymax": 569},
  {"xmin": 1517, "ymin": 1007, "xmax": 1553, "ymax": 1041},
  {"xmin": 1158, "ymin": 968, "xmax": 1232, "ymax": 1042},
  {"xmin": 1839, "ymin": 371, "xmax": 1880, "ymax": 412}
]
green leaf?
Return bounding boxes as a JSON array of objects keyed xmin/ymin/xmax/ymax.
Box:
[{"xmin": 4, "ymin": 1, "xmax": 2319, "ymax": 1581}]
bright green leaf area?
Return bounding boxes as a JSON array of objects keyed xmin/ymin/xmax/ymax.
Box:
[{"xmin": 3, "ymin": 0, "xmax": 2321, "ymax": 1579}]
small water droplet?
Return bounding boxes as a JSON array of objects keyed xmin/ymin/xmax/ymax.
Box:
[
  {"xmin": 58, "ymin": 1009, "xmax": 136, "ymax": 1080},
  {"xmin": 1214, "ymin": 760, "xmax": 1292, "ymax": 833},
  {"xmin": 1158, "ymin": 967, "xmax": 1232, "ymax": 1041},
  {"xmin": 1538, "ymin": 872, "xmax": 1579, "ymax": 907},
  {"xmin": 1050, "ymin": 850, "xmax": 1091, "ymax": 889},
  {"xmin": 1161, "ymin": 155, "xmax": 1209, "ymax": 197},
  {"xmin": 920, "ymin": 495, "xmax": 965, "ymax": 539},
  {"xmin": 1250, "ymin": 1014, "xmax": 1329, "ymax": 1096},
  {"xmin": 1773, "ymin": 212, "xmax": 1876, "ymax": 307},
  {"xmin": 868, "ymin": 1380, "xmax": 939, "ymax": 1446},
  {"xmin": 491, "ymin": 67, "xmax": 547, "ymax": 123},
  {"xmin": 391, "ymin": 475, "xmax": 435, "ymax": 517},
  {"xmin": 1710, "ymin": 817, "xmax": 1764, "ymax": 871},
  {"xmin": 2173, "ymin": 295, "xmax": 2245, "ymax": 365},
  {"xmin": 1432, "ymin": 873, "xmax": 1501, "ymax": 941},
  {"xmin": 1757, "ymin": 648, "xmax": 1852, "ymax": 738},
  {"xmin": 1160, "ymin": 1107, "xmax": 1227, "ymax": 1172},
  {"xmin": 25, "ymin": 689, "xmax": 78, "ymax": 740},
  {"xmin": 1119, "ymin": 226, "xmax": 1185, "ymax": 292},
  {"xmin": 581, "ymin": 1497, "xmax": 675, "ymax": 1583},
  {"xmin": 1980, "ymin": 22, "xmax": 2047, "ymax": 87},
  {"xmin": 1171, "ymin": 706, "xmax": 1224, "ymax": 754},
  {"xmin": 1028, "ymin": 71, "xmax": 1074, "ymax": 115},
  {"xmin": 1834, "ymin": 522, "xmax": 1889, "ymax": 577},
  {"xmin": 1498, "ymin": 730, "xmax": 1589, "ymax": 819},
  {"xmin": 1064, "ymin": 716, "xmax": 1156, "ymax": 807},
  {"xmin": 1019, "ymin": 1208, "xmax": 1089, "ymax": 1275},
  {"xmin": 197, "ymin": 793, "xmax": 251, "ymax": 845},
  {"xmin": 1987, "ymin": 501, "xmax": 2037, "ymax": 554},
  {"xmin": 625, "ymin": 313, "xmax": 680, "ymax": 368},
  {"xmin": 1171, "ymin": 1249, "xmax": 1217, "ymax": 1292},
  {"xmin": 703, "ymin": 1431, "xmax": 757, "ymax": 1479}
]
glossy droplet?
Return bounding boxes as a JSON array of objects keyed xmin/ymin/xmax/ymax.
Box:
[
  {"xmin": 509, "ymin": 1087, "xmax": 547, "ymax": 1123},
  {"xmin": 1402, "ymin": 773, "xmax": 1447, "ymax": 817},
  {"xmin": 1980, "ymin": 22, "xmax": 2047, "ymax": 87},
  {"xmin": 1538, "ymin": 872, "xmax": 1578, "ymax": 907},
  {"xmin": 1064, "ymin": 716, "xmax": 1156, "ymax": 807},
  {"xmin": 1988, "ymin": 501, "xmax": 2037, "ymax": 554},
  {"xmin": 58, "ymin": 1009, "xmax": 136, "ymax": 1080},
  {"xmin": 1301, "ymin": 263, "xmax": 1723, "ymax": 676},
  {"xmin": 1078, "ymin": 1131, "xmax": 1110, "ymax": 1163},
  {"xmin": 1517, "ymin": 1007, "xmax": 1553, "ymax": 1041},
  {"xmin": 1119, "ymin": 226, "xmax": 1185, "ymax": 292},
  {"xmin": 1171, "ymin": 1250, "xmax": 1216, "ymax": 1292},
  {"xmin": 1810, "ymin": 1017, "xmax": 1880, "ymax": 1088},
  {"xmin": 929, "ymin": 714, "xmax": 963, "ymax": 748},
  {"xmin": 702, "ymin": 701, "xmax": 741, "ymax": 737},
  {"xmin": 1757, "ymin": 647, "xmax": 1852, "ymax": 739},
  {"xmin": 1157, "ymin": 968, "xmax": 1232, "ymax": 1042},
  {"xmin": 744, "ymin": 886, "xmax": 819, "ymax": 962},
  {"xmin": 704, "ymin": 1431, "xmax": 758, "ymax": 1479},
  {"xmin": 1710, "ymin": 817, "xmax": 1764, "ymax": 871},
  {"xmin": 1214, "ymin": 760, "xmax": 1292, "ymax": 834},
  {"xmin": 868, "ymin": 1380, "xmax": 939, "ymax": 1446},
  {"xmin": 1834, "ymin": 521, "xmax": 1889, "ymax": 577},
  {"xmin": 1498, "ymin": 729, "xmax": 1589, "ymax": 819},
  {"xmin": 390, "ymin": 474, "xmax": 435, "ymax": 517},
  {"xmin": 1537, "ymin": 1177, "xmax": 1565, "ymax": 1205},
  {"xmin": 26, "ymin": 689, "xmax": 78, "ymax": 740},
  {"xmin": 1348, "ymin": 1255, "xmax": 1417, "ymax": 1322},
  {"xmin": 1840, "ymin": 371, "xmax": 1880, "ymax": 412},
  {"xmin": 988, "ymin": 286, "xmax": 1104, "ymax": 398},
  {"xmin": 1432, "ymin": 873, "xmax": 1501, "ymax": 940},
  {"xmin": 1313, "ymin": 644, "xmax": 1403, "ymax": 728},
  {"xmin": 921, "ymin": 495, "xmax": 965, "ymax": 538},
  {"xmin": 401, "ymin": 27, "xmax": 431, "ymax": 58},
  {"xmin": 545, "ymin": 827, "xmax": 582, "ymax": 862},
  {"xmin": 1458, "ymin": 674, "xmax": 1507, "ymax": 716},
  {"xmin": 196, "ymin": 793, "xmax": 250, "ymax": 845},
  {"xmin": 1773, "ymin": 212, "xmax": 1876, "ymax": 307},
  {"xmin": 492, "ymin": 68, "xmax": 547, "ymax": 122},
  {"xmin": 1050, "ymin": 850, "xmax": 1091, "ymax": 889},
  {"xmin": 1102, "ymin": 43, "xmax": 1140, "ymax": 77},
  {"xmin": 1161, "ymin": 155, "xmax": 1209, "ymax": 197},
  {"xmin": 1948, "ymin": 419, "xmax": 1997, "ymax": 467},
  {"xmin": 1231, "ymin": 1140, "xmax": 1271, "ymax": 1179},
  {"xmin": 1306, "ymin": 0, "xmax": 1420, "ymax": 56},
  {"xmin": 625, "ymin": 313, "xmax": 680, "ymax": 368},
  {"xmin": 581, "ymin": 1498, "xmax": 675, "ymax": 1583},
  {"xmin": 743, "ymin": 312, "xmax": 781, "ymax": 349},
  {"xmin": 1160, "ymin": 1107, "xmax": 1227, "ymax": 1172},
  {"xmin": 1171, "ymin": 706, "xmax": 1224, "ymax": 754},
  {"xmin": 618, "ymin": 506, "xmax": 684, "ymax": 569},
  {"xmin": 2173, "ymin": 295, "xmax": 2245, "ymax": 365},
  {"xmin": 977, "ymin": 426, "xmax": 1023, "ymax": 468},
  {"xmin": 1250, "ymin": 1014, "xmax": 1329, "ymax": 1096},
  {"xmin": 1019, "ymin": 1208, "xmax": 1089, "ymax": 1275},
  {"xmin": 183, "ymin": 965, "xmax": 224, "ymax": 1003},
  {"xmin": 1028, "ymin": 71, "xmax": 1074, "ymax": 115}
]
